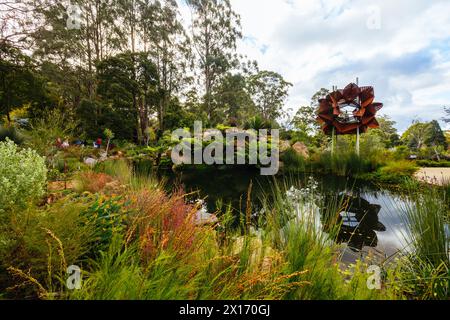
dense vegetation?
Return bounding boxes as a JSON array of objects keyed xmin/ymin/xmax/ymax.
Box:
[{"xmin": 0, "ymin": 149, "xmax": 448, "ymax": 300}]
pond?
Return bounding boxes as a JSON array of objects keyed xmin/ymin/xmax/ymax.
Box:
[{"xmin": 153, "ymin": 167, "xmax": 411, "ymax": 264}]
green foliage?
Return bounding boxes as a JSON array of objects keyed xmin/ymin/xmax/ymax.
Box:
[
  {"xmin": 243, "ymin": 115, "xmax": 274, "ymax": 130},
  {"xmin": 68, "ymin": 236, "xmax": 145, "ymax": 300},
  {"xmin": 0, "ymin": 139, "xmax": 47, "ymax": 212},
  {"xmin": 104, "ymin": 128, "xmax": 114, "ymax": 140},
  {"xmin": 0, "ymin": 125, "xmax": 24, "ymax": 145},
  {"xmin": 359, "ymin": 131, "xmax": 387, "ymax": 160},
  {"xmin": 291, "ymin": 105, "xmax": 319, "ymax": 139},
  {"xmin": 372, "ymin": 161, "xmax": 418, "ymax": 184},
  {"xmin": 163, "ymin": 98, "xmax": 200, "ymax": 131},
  {"xmin": 214, "ymin": 73, "xmax": 256, "ymax": 124},
  {"xmin": 289, "ymin": 88, "xmax": 332, "ymax": 148},
  {"xmin": 0, "ymin": 42, "xmax": 54, "ymax": 122},
  {"xmin": 417, "ymin": 145, "xmax": 446, "ymax": 161},
  {"xmin": 416, "ymin": 160, "xmax": 450, "ymax": 167},
  {"xmin": 188, "ymin": 0, "xmax": 242, "ymax": 122},
  {"xmin": 368, "ymin": 115, "xmax": 400, "ymax": 148},
  {"xmin": 95, "ymin": 52, "xmax": 159, "ymax": 142},
  {"xmin": 393, "ymin": 145, "xmax": 410, "ymax": 160},
  {"xmin": 402, "ymin": 120, "xmax": 447, "ymax": 151},
  {"xmin": 379, "ymin": 161, "xmax": 418, "ymax": 176},
  {"xmin": 0, "ymin": 197, "xmax": 97, "ymax": 298},
  {"xmin": 78, "ymin": 99, "xmax": 102, "ymax": 138},
  {"xmin": 399, "ymin": 183, "xmax": 450, "ymax": 299},
  {"xmin": 248, "ymin": 70, "xmax": 292, "ymax": 121},
  {"xmin": 104, "ymin": 128, "xmax": 114, "ymax": 154},
  {"xmin": 427, "ymin": 120, "xmax": 448, "ymax": 149},
  {"xmin": 314, "ymin": 151, "xmax": 380, "ymax": 176},
  {"xmin": 216, "ymin": 123, "xmax": 233, "ymax": 132},
  {"xmin": 25, "ymin": 109, "xmax": 78, "ymax": 158},
  {"xmin": 96, "ymin": 159, "xmax": 132, "ymax": 184},
  {"xmin": 81, "ymin": 196, "xmax": 128, "ymax": 255}
]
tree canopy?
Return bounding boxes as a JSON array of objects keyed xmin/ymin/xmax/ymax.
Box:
[{"xmin": 0, "ymin": 0, "xmax": 291, "ymax": 141}]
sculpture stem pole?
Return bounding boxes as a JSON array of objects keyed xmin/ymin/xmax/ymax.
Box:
[
  {"xmin": 331, "ymin": 127, "xmax": 335, "ymax": 156},
  {"xmin": 356, "ymin": 126, "xmax": 360, "ymax": 156},
  {"xmin": 355, "ymin": 77, "xmax": 360, "ymax": 156}
]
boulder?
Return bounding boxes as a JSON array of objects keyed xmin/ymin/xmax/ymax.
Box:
[
  {"xmin": 195, "ymin": 208, "xmax": 218, "ymax": 226},
  {"xmin": 291, "ymin": 142, "xmax": 309, "ymax": 158},
  {"xmin": 194, "ymin": 199, "xmax": 218, "ymax": 226},
  {"xmin": 84, "ymin": 157, "xmax": 97, "ymax": 167}
]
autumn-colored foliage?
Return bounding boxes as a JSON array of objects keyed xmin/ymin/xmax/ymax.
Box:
[
  {"xmin": 76, "ymin": 172, "xmax": 113, "ymax": 193},
  {"xmin": 127, "ymin": 188, "xmax": 198, "ymax": 263}
]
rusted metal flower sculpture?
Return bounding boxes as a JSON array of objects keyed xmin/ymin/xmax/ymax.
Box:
[{"xmin": 317, "ymin": 83, "xmax": 383, "ymax": 135}]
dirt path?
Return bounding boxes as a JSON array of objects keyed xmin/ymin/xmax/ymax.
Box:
[{"xmin": 415, "ymin": 168, "xmax": 450, "ymax": 185}]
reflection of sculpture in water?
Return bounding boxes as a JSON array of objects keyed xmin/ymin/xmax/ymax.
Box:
[{"xmin": 336, "ymin": 194, "xmax": 386, "ymax": 251}]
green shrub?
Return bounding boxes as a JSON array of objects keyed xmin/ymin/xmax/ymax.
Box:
[
  {"xmin": 314, "ymin": 151, "xmax": 380, "ymax": 176},
  {"xmin": 392, "ymin": 145, "xmax": 410, "ymax": 160},
  {"xmin": 0, "ymin": 125, "xmax": 24, "ymax": 145},
  {"xmin": 0, "ymin": 197, "xmax": 98, "ymax": 298},
  {"xmin": 243, "ymin": 116, "xmax": 275, "ymax": 130},
  {"xmin": 0, "ymin": 139, "xmax": 47, "ymax": 212},
  {"xmin": 379, "ymin": 161, "xmax": 418, "ymax": 178},
  {"xmin": 81, "ymin": 196, "xmax": 128, "ymax": 255},
  {"xmin": 281, "ymin": 148, "xmax": 307, "ymax": 172},
  {"xmin": 95, "ymin": 159, "xmax": 132, "ymax": 184},
  {"xmin": 368, "ymin": 161, "xmax": 418, "ymax": 184},
  {"xmin": 216, "ymin": 124, "xmax": 232, "ymax": 132},
  {"xmin": 416, "ymin": 160, "xmax": 450, "ymax": 168},
  {"xmin": 24, "ymin": 109, "xmax": 77, "ymax": 158}
]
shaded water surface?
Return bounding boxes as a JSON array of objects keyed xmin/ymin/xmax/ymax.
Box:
[{"xmin": 155, "ymin": 167, "xmax": 410, "ymax": 262}]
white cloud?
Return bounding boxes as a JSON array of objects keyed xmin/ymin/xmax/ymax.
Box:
[
  {"xmin": 178, "ymin": 0, "xmax": 450, "ymax": 131},
  {"xmin": 231, "ymin": 0, "xmax": 450, "ymax": 131}
]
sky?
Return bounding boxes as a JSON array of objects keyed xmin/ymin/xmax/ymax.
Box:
[{"xmin": 178, "ymin": 0, "xmax": 450, "ymax": 133}]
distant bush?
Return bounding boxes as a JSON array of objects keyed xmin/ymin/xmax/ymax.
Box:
[
  {"xmin": 416, "ymin": 160, "xmax": 450, "ymax": 168},
  {"xmin": 0, "ymin": 139, "xmax": 47, "ymax": 212},
  {"xmin": 370, "ymin": 160, "xmax": 419, "ymax": 184},
  {"xmin": 75, "ymin": 172, "xmax": 113, "ymax": 193},
  {"xmin": 281, "ymin": 147, "xmax": 307, "ymax": 172},
  {"xmin": 392, "ymin": 145, "xmax": 410, "ymax": 160},
  {"xmin": 0, "ymin": 125, "xmax": 24, "ymax": 145},
  {"xmin": 243, "ymin": 116, "xmax": 276, "ymax": 130},
  {"xmin": 25, "ymin": 109, "xmax": 78, "ymax": 157},
  {"xmin": 95, "ymin": 159, "xmax": 132, "ymax": 184},
  {"xmin": 314, "ymin": 151, "xmax": 381, "ymax": 176},
  {"xmin": 379, "ymin": 160, "xmax": 418, "ymax": 176},
  {"xmin": 216, "ymin": 123, "xmax": 233, "ymax": 132}
]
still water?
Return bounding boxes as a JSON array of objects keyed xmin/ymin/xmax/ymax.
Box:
[{"xmin": 156, "ymin": 167, "xmax": 411, "ymax": 263}]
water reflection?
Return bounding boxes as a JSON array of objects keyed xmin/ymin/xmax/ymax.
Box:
[
  {"xmin": 158, "ymin": 168, "xmax": 408, "ymax": 260},
  {"xmin": 336, "ymin": 194, "xmax": 386, "ymax": 251}
]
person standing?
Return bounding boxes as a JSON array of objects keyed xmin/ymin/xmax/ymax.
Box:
[{"xmin": 95, "ymin": 138, "xmax": 102, "ymax": 148}]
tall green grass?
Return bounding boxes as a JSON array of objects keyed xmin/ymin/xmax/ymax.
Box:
[
  {"xmin": 314, "ymin": 151, "xmax": 381, "ymax": 176},
  {"xmin": 399, "ymin": 181, "xmax": 450, "ymax": 299},
  {"xmin": 63, "ymin": 171, "xmax": 400, "ymax": 300},
  {"xmin": 280, "ymin": 147, "xmax": 308, "ymax": 172},
  {"xmin": 260, "ymin": 178, "xmax": 397, "ymax": 299},
  {"xmin": 3, "ymin": 158, "xmax": 430, "ymax": 300}
]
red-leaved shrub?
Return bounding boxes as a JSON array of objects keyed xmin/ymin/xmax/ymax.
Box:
[{"xmin": 127, "ymin": 188, "xmax": 199, "ymax": 263}]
